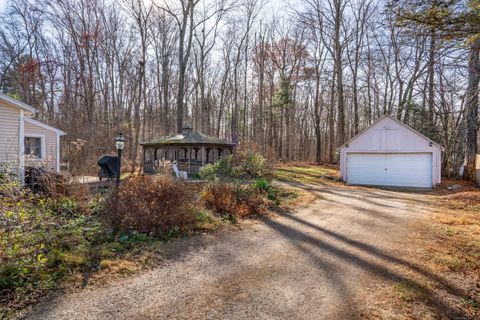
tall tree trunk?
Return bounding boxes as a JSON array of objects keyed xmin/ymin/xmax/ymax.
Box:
[
  {"xmin": 314, "ymin": 63, "xmax": 322, "ymax": 163},
  {"xmin": 334, "ymin": 0, "xmax": 345, "ymax": 148},
  {"xmin": 463, "ymin": 38, "xmax": 480, "ymax": 181},
  {"xmin": 177, "ymin": 54, "xmax": 186, "ymax": 132},
  {"xmin": 175, "ymin": 0, "xmax": 196, "ymax": 133},
  {"xmin": 427, "ymin": 31, "xmax": 436, "ymax": 133},
  {"xmin": 328, "ymin": 72, "xmax": 336, "ymax": 163}
]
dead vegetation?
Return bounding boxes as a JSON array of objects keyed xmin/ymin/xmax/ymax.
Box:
[{"xmin": 103, "ymin": 175, "xmax": 199, "ymax": 234}]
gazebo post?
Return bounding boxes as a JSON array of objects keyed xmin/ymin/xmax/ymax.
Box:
[
  {"xmin": 188, "ymin": 146, "xmax": 191, "ymax": 174},
  {"xmin": 201, "ymin": 146, "xmax": 205, "ymax": 167}
]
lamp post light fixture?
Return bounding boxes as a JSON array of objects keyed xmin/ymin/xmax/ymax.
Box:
[{"xmin": 115, "ymin": 132, "xmax": 125, "ymax": 187}]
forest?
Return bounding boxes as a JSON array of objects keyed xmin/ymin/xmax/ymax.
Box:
[{"xmin": 0, "ymin": 0, "xmax": 478, "ymax": 178}]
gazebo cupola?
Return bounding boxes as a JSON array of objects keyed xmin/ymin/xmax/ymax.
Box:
[{"xmin": 182, "ymin": 124, "xmax": 193, "ymax": 135}]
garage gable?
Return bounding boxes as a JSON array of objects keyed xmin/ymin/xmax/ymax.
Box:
[{"xmin": 340, "ymin": 115, "xmax": 441, "ymax": 152}]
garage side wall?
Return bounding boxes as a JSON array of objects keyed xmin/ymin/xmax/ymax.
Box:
[{"xmin": 339, "ymin": 117, "xmax": 441, "ymax": 185}]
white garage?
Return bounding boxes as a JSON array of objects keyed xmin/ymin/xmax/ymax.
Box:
[{"xmin": 339, "ymin": 115, "xmax": 442, "ymax": 188}]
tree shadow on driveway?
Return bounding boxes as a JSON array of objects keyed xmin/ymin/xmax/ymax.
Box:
[{"xmin": 261, "ymin": 191, "xmax": 470, "ymax": 319}]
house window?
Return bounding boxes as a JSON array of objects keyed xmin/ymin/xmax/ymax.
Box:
[{"xmin": 25, "ymin": 137, "xmax": 43, "ymax": 159}]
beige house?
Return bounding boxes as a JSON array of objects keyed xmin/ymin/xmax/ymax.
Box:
[{"xmin": 0, "ymin": 93, "xmax": 65, "ymax": 181}]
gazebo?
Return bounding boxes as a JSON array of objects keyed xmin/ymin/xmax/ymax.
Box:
[{"xmin": 140, "ymin": 125, "xmax": 236, "ymax": 175}]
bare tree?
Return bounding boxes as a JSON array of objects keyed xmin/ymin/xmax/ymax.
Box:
[
  {"xmin": 0, "ymin": 0, "xmax": 473, "ymax": 176},
  {"xmin": 157, "ymin": 0, "xmax": 200, "ymax": 133}
]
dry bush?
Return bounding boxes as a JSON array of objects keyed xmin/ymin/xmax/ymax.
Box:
[
  {"xmin": 201, "ymin": 183, "xmax": 268, "ymax": 218},
  {"xmin": 103, "ymin": 175, "xmax": 197, "ymax": 234},
  {"xmin": 235, "ymin": 140, "xmax": 277, "ymax": 165},
  {"xmin": 35, "ymin": 171, "xmax": 89, "ymax": 199}
]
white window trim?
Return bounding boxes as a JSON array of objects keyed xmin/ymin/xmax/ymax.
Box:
[{"xmin": 24, "ymin": 134, "xmax": 46, "ymax": 160}]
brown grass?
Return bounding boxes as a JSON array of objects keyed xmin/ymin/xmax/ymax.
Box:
[
  {"xmin": 362, "ymin": 182, "xmax": 480, "ymax": 319},
  {"xmin": 273, "ymin": 163, "xmax": 341, "ymax": 187},
  {"xmin": 98, "ymin": 259, "xmax": 140, "ymax": 275},
  {"xmin": 277, "ymin": 186, "xmax": 319, "ymax": 210}
]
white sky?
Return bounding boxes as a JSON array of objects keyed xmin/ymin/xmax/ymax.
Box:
[{"xmin": 0, "ymin": 0, "xmax": 289, "ymax": 16}]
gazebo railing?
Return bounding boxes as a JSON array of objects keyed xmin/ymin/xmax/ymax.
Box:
[
  {"xmin": 142, "ymin": 143, "xmax": 234, "ymax": 176},
  {"xmin": 144, "ymin": 160, "xmax": 156, "ymax": 174},
  {"xmin": 142, "ymin": 159, "xmax": 211, "ymax": 176},
  {"xmin": 177, "ymin": 159, "xmax": 204, "ymax": 175}
]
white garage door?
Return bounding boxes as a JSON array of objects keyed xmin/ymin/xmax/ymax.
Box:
[{"xmin": 346, "ymin": 153, "xmax": 432, "ymax": 188}]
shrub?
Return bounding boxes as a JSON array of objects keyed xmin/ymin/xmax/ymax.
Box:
[
  {"xmin": 201, "ymin": 182, "xmax": 268, "ymax": 218},
  {"xmin": 236, "ymin": 152, "xmax": 269, "ymax": 179},
  {"xmin": 253, "ymin": 178, "xmax": 270, "ymax": 193},
  {"xmin": 235, "ymin": 140, "xmax": 277, "ymax": 165},
  {"xmin": 199, "ymin": 156, "xmax": 235, "ymax": 181},
  {"xmin": 199, "ymin": 151, "xmax": 270, "ymax": 181},
  {"xmin": 103, "ymin": 175, "xmax": 197, "ymax": 234},
  {"xmin": 0, "ymin": 162, "xmax": 21, "ymax": 199},
  {"xmin": 26, "ymin": 169, "xmax": 89, "ymax": 201},
  {"xmin": 0, "ymin": 161, "xmax": 18, "ymax": 185},
  {"xmin": 253, "ymin": 178, "xmax": 279, "ymax": 204},
  {"xmin": 252, "ymin": 178, "xmax": 300, "ymax": 205}
]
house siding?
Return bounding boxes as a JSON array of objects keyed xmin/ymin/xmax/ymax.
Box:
[
  {"xmin": 0, "ymin": 95, "xmax": 64, "ymax": 176},
  {"xmin": 24, "ymin": 121, "xmax": 58, "ymax": 171},
  {"xmin": 0, "ymin": 104, "xmax": 20, "ymax": 162},
  {"xmin": 339, "ymin": 116, "xmax": 442, "ymax": 186}
]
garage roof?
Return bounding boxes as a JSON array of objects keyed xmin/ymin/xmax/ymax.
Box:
[{"xmin": 338, "ymin": 114, "xmax": 443, "ymax": 150}]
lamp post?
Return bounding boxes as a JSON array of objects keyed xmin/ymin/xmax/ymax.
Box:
[{"xmin": 115, "ymin": 133, "xmax": 125, "ymax": 187}]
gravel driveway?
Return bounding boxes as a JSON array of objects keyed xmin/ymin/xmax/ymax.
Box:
[{"xmin": 23, "ymin": 184, "xmax": 430, "ymax": 320}]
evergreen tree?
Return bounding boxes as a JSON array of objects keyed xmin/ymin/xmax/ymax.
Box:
[{"xmin": 389, "ymin": 0, "xmax": 480, "ymax": 180}]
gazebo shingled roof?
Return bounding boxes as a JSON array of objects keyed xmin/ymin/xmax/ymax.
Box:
[{"xmin": 140, "ymin": 126, "xmax": 235, "ymax": 147}]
